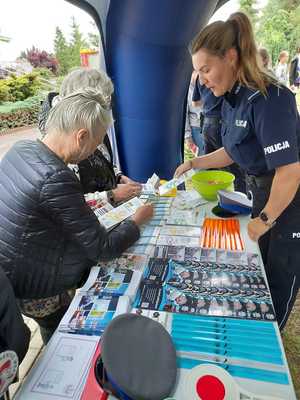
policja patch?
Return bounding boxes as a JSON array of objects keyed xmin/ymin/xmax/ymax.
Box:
[{"xmin": 96, "ymin": 313, "xmax": 177, "ymax": 400}]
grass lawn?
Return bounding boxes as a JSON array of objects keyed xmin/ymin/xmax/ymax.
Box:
[
  {"xmin": 283, "ymin": 89, "xmax": 300, "ymax": 398},
  {"xmin": 282, "ymin": 295, "xmax": 300, "ymax": 398}
]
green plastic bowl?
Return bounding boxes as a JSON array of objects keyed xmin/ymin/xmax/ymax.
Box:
[{"xmin": 192, "ymin": 170, "xmax": 235, "ymax": 201}]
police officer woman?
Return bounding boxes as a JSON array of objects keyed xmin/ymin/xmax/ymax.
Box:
[{"xmin": 175, "ymin": 12, "xmax": 300, "ymax": 330}]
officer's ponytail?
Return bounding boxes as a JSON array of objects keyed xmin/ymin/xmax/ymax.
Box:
[{"xmin": 191, "ymin": 12, "xmax": 276, "ymax": 95}]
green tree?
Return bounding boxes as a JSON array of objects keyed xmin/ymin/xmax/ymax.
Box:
[
  {"xmin": 54, "ymin": 27, "xmax": 71, "ymax": 75},
  {"xmin": 239, "ymin": 0, "xmax": 258, "ymax": 25},
  {"xmin": 69, "ymin": 17, "xmax": 89, "ymax": 69},
  {"xmin": 88, "ymin": 21, "xmax": 100, "ymax": 49},
  {"xmin": 256, "ymin": 1, "xmax": 300, "ymax": 65}
]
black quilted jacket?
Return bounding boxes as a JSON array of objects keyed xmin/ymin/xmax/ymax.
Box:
[
  {"xmin": 0, "ymin": 140, "xmax": 140, "ymax": 299},
  {"xmin": 0, "ymin": 267, "xmax": 30, "ymax": 362}
]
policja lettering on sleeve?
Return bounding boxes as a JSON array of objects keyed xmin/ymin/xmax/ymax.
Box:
[{"xmin": 264, "ymin": 141, "xmax": 290, "ymax": 155}]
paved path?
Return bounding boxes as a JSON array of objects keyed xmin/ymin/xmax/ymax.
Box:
[{"xmin": 0, "ymin": 126, "xmax": 39, "ymax": 159}]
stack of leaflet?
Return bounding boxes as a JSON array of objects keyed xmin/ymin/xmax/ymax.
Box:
[
  {"xmin": 156, "ymin": 225, "xmax": 202, "ymax": 247},
  {"xmin": 98, "ymin": 253, "xmax": 149, "ymax": 272},
  {"xmin": 171, "ymin": 189, "xmax": 208, "ymax": 210},
  {"xmin": 133, "ymin": 255, "xmax": 275, "ymax": 321},
  {"xmin": 126, "ymin": 196, "xmax": 172, "ymax": 255},
  {"xmin": 131, "ymin": 310, "xmax": 296, "ymax": 400},
  {"xmin": 165, "ymin": 208, "xmax": 205, "ymax": 227},
  {"xmin": 59, "ymin": 257, "xmax": 146, "ymax": 336}
]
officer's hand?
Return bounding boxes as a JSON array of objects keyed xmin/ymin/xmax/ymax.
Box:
[
  {"xmin": 112, "ymin": 183, "xmax": 142, "ymax": 202},
  {"xmin": 132, "ymin": 204, "xmax": 154, "ymax": 225},
  {"xmin": 247, "ymin": 217, "xmax": 270, "ymax": 242},
  {"xmin": 174, "ymin": 160, "xmax": 192, "ymax": 179}
]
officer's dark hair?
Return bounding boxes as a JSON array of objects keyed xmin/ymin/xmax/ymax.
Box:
[{"xmin": 191, "ymin": 12, "xmax": 277, "ymax": 95}]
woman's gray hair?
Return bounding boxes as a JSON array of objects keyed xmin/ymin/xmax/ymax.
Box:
[
  {"xmin": 45, "ymin": 88, "xmax": 113, "ymax": 138},
  {"xmin": 60, "ymin": 67, "xmax": 114, "ymax": 102}
]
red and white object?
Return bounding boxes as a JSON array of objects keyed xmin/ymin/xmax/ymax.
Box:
[{"xmin": 184, "ymin": 365, "xmax": 284, "ymax": 400}]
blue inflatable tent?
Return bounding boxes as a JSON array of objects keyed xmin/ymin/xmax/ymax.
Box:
[{"xmin": 67, "ymin": 0, "xmax": 227, "ymax": 181}]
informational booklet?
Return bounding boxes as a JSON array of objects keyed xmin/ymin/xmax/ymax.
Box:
[
  {"xmin": 133, "ymin": 257, "xmax": 275, "ymax": 321},
  {"xmin": 98, "ymin": 253, "xmax": 149, "ymax": 272},
  {"xmin": 156, "ymin": 235, "xmax": 200, "ymax": 247},
  {"xmin": 153, "ymin": 245, "xmax": 186, "ymax": 261},
  {"xmin": 166, "ymin": 208, "xmax": 205, "ymax": 227},
  {"xmin": 80, "ymin": 266, "xmax": 143, "ymax": 300},
  {"xmin": 158, "ymin": 170, "xmax": 195, "ymax": 195},
  {"xmin": 15, "ymin": 332, "xmax": 99, "ymax": 400},
  {"xmin": 59, "ymin": 294, "xmax": 130, "ymax": 336},
  {"xmin": 126, "ymin": 243, "xmax": 157, "ymax": 256},
  {"xmin": 57, "ymin": 258, "xmax": 144, "ymax": 336},
  {"xmin": 99, "ymin": 197, "xmax": 144, "ymax": 230},
  {"xmin": 134, "ymin": 236, "xmax": 158, "ymax": 246},
  {"xmin": 172, "ymin": 189, "xmax": 208, "ymax": 209},
  {"xmin": 139, "ymin": 226, "xmax": 161, "ymax": 238},
  {"xmin": 160, "ymin": 225, "xmax": 201, "ymax": 237}
]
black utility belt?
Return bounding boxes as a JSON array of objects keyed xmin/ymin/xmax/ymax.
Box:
[{"xmin": 246, "ymin": 172, "xmax": 274, "ymax": 188}]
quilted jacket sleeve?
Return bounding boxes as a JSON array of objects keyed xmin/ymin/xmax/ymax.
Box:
[{"xmin": 39, "ymin": 169, "xmax": 140, "ymax": 262}]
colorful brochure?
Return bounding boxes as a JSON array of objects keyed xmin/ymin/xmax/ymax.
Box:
[
  {"xmin": 99, "ymin": 197, "xmax": 144, "ymax": 230},
  {"xmin": 59, "ymin": 294, "xmax": 130, "ymax": 336},
  {"xmin": 158, "ymin": 170, "xmax": 195, "ymax": 195}
]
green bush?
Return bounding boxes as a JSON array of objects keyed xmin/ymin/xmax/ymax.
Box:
[
  {"xmin": 0, "ymin": 72, "xmax": 42, "ymax": 104},
  {"xmin": 0, "ymin": 95, "xmax": 41, "ymax": 133},
  {"xmin": 34, "ymin": 67, "xmax": 54, "ymax": 80}
]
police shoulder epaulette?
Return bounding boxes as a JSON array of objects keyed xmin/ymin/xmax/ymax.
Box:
[{"xmin": 247, "ymin": 90, "xmax": 262, "ymax": 103}]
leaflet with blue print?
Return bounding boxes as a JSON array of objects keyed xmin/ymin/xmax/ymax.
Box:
[
  {"xmin": 133, "ymin": 257, "xmax": 275, "ymax": 321},
  {"xmin": 59, "ymin": 294, "xmax": 130, "ymax": 336},
  {"xmin": 58, "ymin": 254, "xmax": 148, "ymax": 336},
  {"xmin": 171, "ymin": 188, "xmax": 208, "ymax": 209},
  {"xmin": 166, "ymin": 208, "xmax": 205, "ymax": 226},
  {"xmin": 158, "ymin": 169, "xmax": 195, "ymax": 195},
  {"xmin": 98, "ymin": 197, "xmax": 145, "ymax": 230},
  {"xmin": 80, "ymin": 264, "xmax": 143, "ymax": 300},
  {"xmin": 97, "ymin": 253, "xmax": 149, "ymax": 272}
]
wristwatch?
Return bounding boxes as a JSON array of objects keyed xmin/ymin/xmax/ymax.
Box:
[
  {"xmin": 107, "ymin": 190, "xmax": 115, "ymax": 206},
  {"xmin": 259, "ymin": 211, "xmax": 276, "ymax": 228}
]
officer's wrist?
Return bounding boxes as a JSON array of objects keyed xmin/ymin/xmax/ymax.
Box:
[{"xmin": 258, "ymin": 210, "xmax": 276, "ymax": 228}]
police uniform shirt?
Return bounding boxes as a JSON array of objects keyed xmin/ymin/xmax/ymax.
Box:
[
  {"xmin": 192, "ymin": 76, "xmax": 223, "ymax": 117},
  {"xmin": 221, "ymin": 83, "xmax": 300, "ymax": 176}
]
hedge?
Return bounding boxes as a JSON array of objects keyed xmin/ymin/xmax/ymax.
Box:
[{"xmin": 0, "ymin": 96, "xmax": 41, "ymax": 134}]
